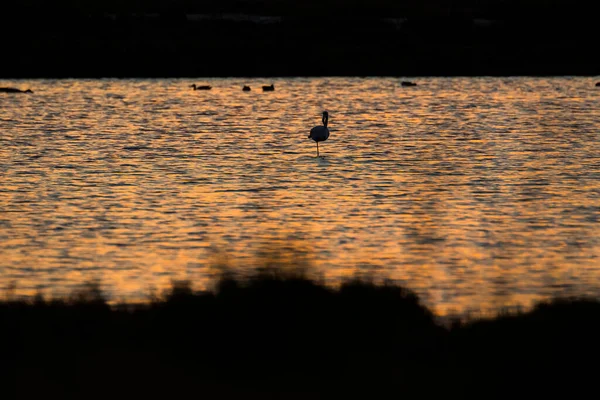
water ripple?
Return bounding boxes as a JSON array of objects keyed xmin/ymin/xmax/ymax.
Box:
[{"xmin": 1, "ymin": 77, "xmax": 599, "ymax": 314}]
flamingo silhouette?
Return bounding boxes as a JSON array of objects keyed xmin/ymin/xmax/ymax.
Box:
[{"xmin": 308, "ymin": 111, "xmax": 330, "ymax": 157}]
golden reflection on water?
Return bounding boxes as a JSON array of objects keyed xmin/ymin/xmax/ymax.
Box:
[{"xmin": 1, "ymin": 77, "xmax": 600, "ymax": 315}]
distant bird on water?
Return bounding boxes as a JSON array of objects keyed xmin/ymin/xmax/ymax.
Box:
[
  {"xmin": 401, "ymin": 81, "xmax": 417, "ymax": 87},
  {"xmin": 0, "ymin": 87, "xmax": 33, "ymax": 93},
  {"xmin": 596, "ymin": 82, "xmax": 600, "ymax": 87},
  {"xmin": 190, "ymin": 84, "xmax": 212, "ymax": 90},
  {"xmin": 243, "ymin": 86, "xmax": 251, "ymax": 91},
  {"xmin": 262, "ymin": 84, "xmax": 275, "ymax": 91},
  {"xmin": 308, "ymin": 111, "xmax": 330, "ymax": 157}
]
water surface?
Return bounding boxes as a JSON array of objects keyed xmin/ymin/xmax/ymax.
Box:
[{"xmin": 1, "ymin": 77, "xmax": 599, "ymax": 314}]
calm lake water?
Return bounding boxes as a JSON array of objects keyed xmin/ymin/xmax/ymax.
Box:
[{"xmin": 1, "ymin": 77, "xmax": 599, "ymax": 315}]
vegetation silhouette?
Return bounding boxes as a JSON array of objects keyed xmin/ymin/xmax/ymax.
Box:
[{"xmin": 4, "ymin": 261, "xmax": 600, "ymax": 398}]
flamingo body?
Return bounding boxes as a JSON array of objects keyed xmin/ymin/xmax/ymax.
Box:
[{"xmin": 309, "ymin": 126, "xmax": 330, "ymax": 143}]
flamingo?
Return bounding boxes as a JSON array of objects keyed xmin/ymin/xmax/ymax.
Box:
[{"xmin": 308, "ymin": 111, "xmax": 330, "ymax": 157}]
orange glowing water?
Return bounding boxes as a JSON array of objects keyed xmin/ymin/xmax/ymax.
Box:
[{"xmin": 1, "ymin": 77, "xmax": 599, "ymax": 315}]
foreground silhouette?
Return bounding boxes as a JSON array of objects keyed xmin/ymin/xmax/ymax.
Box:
[
  {"xmin": 3, "ymin": 265, "xmax": 600, "ymax": 399},
  {"xmin": 0, "ymin": 87, "xmax": 33, "ymax": 93}
]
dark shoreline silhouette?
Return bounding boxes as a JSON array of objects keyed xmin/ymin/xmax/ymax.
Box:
[
  {"xmin": 2, "ymin": 8, "xmax": 599, "ymax": 78},
  {"xmin": 5, "ymin": 266, "xmax": 600, "ymax": 399}
]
